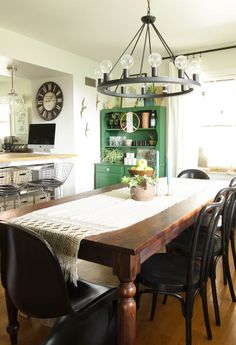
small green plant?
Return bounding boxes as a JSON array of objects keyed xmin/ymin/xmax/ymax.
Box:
[
  {"xmin": 102, "ymin": 148, "xmax": 124, "ymax": 163},
  {"xmin": 121, "ymin": 174, "xmax": 158, "ymax": 188}
]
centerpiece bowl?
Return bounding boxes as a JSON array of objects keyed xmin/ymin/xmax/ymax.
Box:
[{"xmin": 128, "ymin": 168, "xmax": 155, "ymax": 177}]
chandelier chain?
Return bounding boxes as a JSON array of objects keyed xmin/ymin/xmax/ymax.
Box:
[{"xmin": 147, "ymin": 0, "xmax": 151, "ymax": 16}]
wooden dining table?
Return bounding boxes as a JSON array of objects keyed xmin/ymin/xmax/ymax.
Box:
[{"xmin": 0, "ymin": 180, "xmax": 223, "ymax": 345}]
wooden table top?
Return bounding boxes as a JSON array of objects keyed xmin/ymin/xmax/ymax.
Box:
[{"xmin": 0, "ymin": 181, "xmax": 218, "ymax": 262}]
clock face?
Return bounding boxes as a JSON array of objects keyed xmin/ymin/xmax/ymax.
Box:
[{"xmin": 35, "ymin": 82, "xmax": 63, "ymax": 121}]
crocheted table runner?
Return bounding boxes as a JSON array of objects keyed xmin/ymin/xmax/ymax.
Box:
[{"xmin": 9, "ymin": 178, "xmax": 216, "ymax": 283}]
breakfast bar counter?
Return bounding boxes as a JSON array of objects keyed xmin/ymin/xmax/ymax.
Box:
[{"xmin": 0, "ymin": 153, "xmax": 77, "ymax": 167}]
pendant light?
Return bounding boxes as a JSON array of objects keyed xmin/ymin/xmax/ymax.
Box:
[{"xmin": 0, "ymin": 65, "xmax": 24, "ymax": 114}]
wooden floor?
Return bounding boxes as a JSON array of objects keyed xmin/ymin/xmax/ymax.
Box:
[{"xmin": 0, "ymin": 254, "xmax": 236, "ymax": 345}]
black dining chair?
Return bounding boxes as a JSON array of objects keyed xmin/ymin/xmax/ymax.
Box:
[
  {"xmin": 0, "ymin": 222, "xmax": 117, "ymax": 345},
  {"xmin": 166, "ymin": 186, "xmax": 236, "ymax": 326},
  {"xmin": 40, "ymin": 308, "xmax": 116, "ymax": 345},
  {"xmin": 229, "ymin": 176, "xmax": 236, "ymax": 269},
  {"xmin": 177, "ymin": 169, "xmax": 210, "ymax": 180},
  {"xmin": 136, "ymin": 196, "xmax": 224, "ymax": 345}
]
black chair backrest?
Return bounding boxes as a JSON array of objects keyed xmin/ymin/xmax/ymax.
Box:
[
  {"xmin": 0, "ymin": 222, "xmax": 73, "ymax": 318},
  {"xmin": 215, "ymin": 187, "xmax": 236, "ymax": 252},
  {"xmin": 177, "ymin": 169, "xmax": 210, "ymax": 180},
  {"xmin": 229, "ymin": 176, "xmax": 236, "ymax": 187},
  {"xmin": 187, "ymin": 195, "xmax": 224, "ymax": 293},
  {"xmin": 229, "ymin": 177, "xmax": 236, "ymax": 226}
]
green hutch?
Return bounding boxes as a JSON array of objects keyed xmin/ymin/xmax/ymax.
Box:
[{"xmin": 94, "ymin": 105, "xmax": 166, "ymax": 188}]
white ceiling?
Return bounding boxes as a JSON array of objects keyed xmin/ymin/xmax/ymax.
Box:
[{"xmin": 0, "ymin": 0, "xmax": 236, "ymax": 79}]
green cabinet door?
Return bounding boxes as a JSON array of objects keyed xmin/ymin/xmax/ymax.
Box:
[
  {"xmin": 96, "ymin": 173, "xmax": 122, "ymax": 189},
  {"xmin": 95, "ymin": 163, "xmax": 124, "ymax": 189}
]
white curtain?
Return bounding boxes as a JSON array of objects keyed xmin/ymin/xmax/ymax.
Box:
[{"xmin": 167, "ymin": 61, "xmax": 202, "ymax": 177}]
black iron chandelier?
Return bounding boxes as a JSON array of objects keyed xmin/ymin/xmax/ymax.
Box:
[{"xmin": 96, "ymin": 0, "xmax": 201, "ymax": 99}]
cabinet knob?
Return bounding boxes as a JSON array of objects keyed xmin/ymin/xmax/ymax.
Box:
[{"xmin": 106, "ymin": 168, "xmax": 110, "ymax": 171}]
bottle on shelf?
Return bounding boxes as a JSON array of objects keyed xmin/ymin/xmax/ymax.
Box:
[{"xmin": 150, "ymin": 112, "xmax": 156, "ymax": 128}]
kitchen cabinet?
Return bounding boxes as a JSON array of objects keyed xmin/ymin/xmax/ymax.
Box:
[{"xmin": 95, "ymin": 105, "xmax": 166, "ymax": 188}]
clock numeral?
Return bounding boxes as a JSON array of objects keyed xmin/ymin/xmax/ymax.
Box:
[
  {"xmin": 37, "ymin": 100, "xmax": 43, "ymax": 105},
  {"xmin": 56, "ymin": 90, "xmax": 61, "ymax": 96},
  {"xmin": 38, "ymin": 105, "xmax": 44, "ymax": 113},
  {"xmin": 56, "ymin": 105, "xmax": 61, "ymax": 111},
  {"xmin": 53, "ymin": 111, "xmax": 57, "ymax": 116},
  {"xmin": 57, "ymin": 98, "xmax": 63, "ymax": 103},
  {"xmin": 43, "ymin": 110, "xmax": 47, "ymax": 118},
  {"xmin": 38, "ymin": 93, "xmax": 44, "ymax": 98},
  {"xmin": 53, "ymin": 84, "xmax": 57, "ymax": 93},
  {"xmin": 47, "ymin": 83, "xmax": 52, "ymax": 91},
  {"xmin": 42, "ymin": 86, "xmax": 47, "ymax": 93}
]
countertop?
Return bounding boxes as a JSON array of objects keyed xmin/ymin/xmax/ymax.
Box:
[{"xmin": 0, "ymin": 152, "xmax": 77, "ymax": 163}]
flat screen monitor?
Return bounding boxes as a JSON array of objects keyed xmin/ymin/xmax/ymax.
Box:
[{"xmin": 28, "ymin": 123, "xmax": 56, "ymax": 152}]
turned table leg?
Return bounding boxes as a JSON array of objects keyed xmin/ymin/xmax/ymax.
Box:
[
  {"xmin": 118, "ymin": 281, "xmax": 136, "ymax": 345},
  {"xmin": 116, "ymin": 253, "xmax": 140, "ymax": 345}
]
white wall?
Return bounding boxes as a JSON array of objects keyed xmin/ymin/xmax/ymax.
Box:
[{"xmin": 0, "ymin": 26, "xmax": 103, "ymax": 195}]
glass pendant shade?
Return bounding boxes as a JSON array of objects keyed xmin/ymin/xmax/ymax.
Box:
[
  {"xmin": 0, "ymin": 65, "xmax": 24, "ymax": 114},
  {"xmin": 8, "ymin": 91, "xmax": 24, "ymax": 114}
]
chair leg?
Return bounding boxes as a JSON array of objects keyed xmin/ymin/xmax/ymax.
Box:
[
  {"xmin": 224, "ymin": 253, "xmax": 236, "ymax": 302},
  {"xmin": 200, "ymin": 286, "xmax": 213, "ymax": 340},
  {"xmin": 5, "ymin": 289, "xmax": 19, "ymax": 345},
  {"xmin": 149, "ymin": 292, "xmax": 158, "ymax": 321},
  {"xmin": 162, "ymin": 295, "xmax": 168, "ymax": 304},
  {"xmin": 185, "ymin": 299, "xmax": 194, "ymax": 345},
  {"xmin": 230, "ymin": 231, "xmax": 236, "ymax": 270},
  {"xmin": 222, "ymin": 254, "xmax": 227, "ymax": 285},
  {"xmin": 210, "ymin": 273, "xmax": 221, "ymax": 326}
]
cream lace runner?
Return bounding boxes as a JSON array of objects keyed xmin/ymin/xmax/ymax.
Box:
[{"xmin": 9, "ymin": 178, "xmax": 217, "ymax": 284}]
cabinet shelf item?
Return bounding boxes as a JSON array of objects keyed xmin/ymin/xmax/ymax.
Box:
[
  {"xmin": 105, "ymin": 128, "xmax": 156, "ymax": 131},
  {"xmin": 105, "ymin": 146, "xmax": 156, "ymax": 149},
  {"xmin": 95, "ymin": 105, "xmax": 166, "ymax": 189}
]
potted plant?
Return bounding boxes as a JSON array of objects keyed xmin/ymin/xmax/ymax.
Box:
[
  {"xmin": 102, "ymin": 148, "xmax": 124, "ymax": 163},
  {"xmin": 122, "ymin": 159, "xmax": 158, "ymax": 201}
]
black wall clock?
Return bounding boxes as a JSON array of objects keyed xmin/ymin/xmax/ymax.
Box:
[{"xmin": 35, "ymin": 81, "xmax": 63, "ymax": 121}]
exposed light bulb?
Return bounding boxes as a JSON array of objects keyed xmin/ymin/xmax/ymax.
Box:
[
  {"xmin": 94, "ymin": 68, "xmax": 103, "ymax": 79},
  {"xmin": 120, "ymin": 54, "xmax": 134, "ymax": 69},
  {"xmin": 189, "ymin": 58, "xmax": 201, "ymax": 74},
  {"xmin": 148, "ymin": 53, "xmax": 162, "ymax": 68},
  {"xmin": 100, "ymin": 60, "xmax": 113, "ymax": 74},
  {"xmin": 174, "ymin": 55, "xmax": 188, "ymax": 70}
]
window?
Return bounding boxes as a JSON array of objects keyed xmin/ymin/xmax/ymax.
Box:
[
  {"xmin": 0, "ymin": 104, "xmax": 10, "ymax": 139},
  {"xmin": 198, "ymin": 79, "xmax": 236, "ymax": 171}
]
